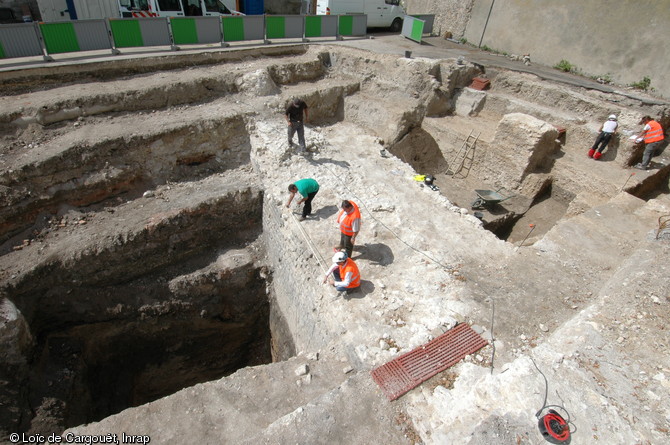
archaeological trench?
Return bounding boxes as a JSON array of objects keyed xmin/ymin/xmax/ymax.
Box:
[{"xmin": 0, "ymin": 43, "xmax": 669, "ymax": 443}]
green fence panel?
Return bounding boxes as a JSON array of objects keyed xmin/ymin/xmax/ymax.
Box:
[
  {"xmin": 40, "ymin": 22, "xmax": 80, "ymax": 54},
  {"xmin": 109, "ymin": 19, "xmax": 144, "ymax": 47},
  {"xmin": 265, "ymin": 16, "xmax": 285, "ymax": 39},
  {"xmin": 304, "ymin": 16, "xmax": 321, "ymax": 38},
  {"xmin": 410, "ymin": 19, "xmax": 424, "ymax": 42},
  {"xmin": 338, "ymin": 15, "xmax": 353, "ymax": 36},
  {"xmin": 171, "ymin": 18, "xmax": 198, "ymax": 44},
  {"xmin": 0, "ymin": 41, "xmax": 5, "ymax": 59},
  {"xmin": 222, "ymin": 17, "xmax": 245, "ymax": 41}
]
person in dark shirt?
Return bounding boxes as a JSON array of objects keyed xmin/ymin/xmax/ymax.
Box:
[{"xmin": 285, "ymin": 97, "xmax": 309, "ymax": 151}]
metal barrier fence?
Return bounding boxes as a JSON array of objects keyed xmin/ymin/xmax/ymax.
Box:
[
  {"xmin": 0, "ymin": 14, "xmax": 368, "ymax": 61},
  {"xmin": 410, "ymin": 14, "xmax": 434, "ymax": 35},
  {"xmin": 401, "ymin": 15, "xmax": 425, "ymax": 44}
]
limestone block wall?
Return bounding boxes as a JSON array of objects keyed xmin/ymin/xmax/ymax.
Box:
[
  {"xmin": 261, "ymin": 197, "xmax": 331, "ymax": 356},
  {"xmin": 406, "ymin": 0, "xmax": 670, "ymax": 99},
  {"xmin": 405, "ymin": 0, "xmax": 475, "ymax": 38},
  {"xmin": 462, "ymin": 0, "xmax": 670, "ymax": 99},
  {"xmin": 479, "ymin": 113, "xmax": 558, "ymax": 189}
]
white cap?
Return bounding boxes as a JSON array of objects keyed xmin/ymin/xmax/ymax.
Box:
[
  {"xmin": 332, "ymin": 252, "xmax": 347, "ymax": 263},
  {"xmin": 608, "ymin": 114, "xmax": 617, "ymax": 120}
]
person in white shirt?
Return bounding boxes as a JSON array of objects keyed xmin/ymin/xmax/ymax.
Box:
[{"xmin": 588, "ymin": 115, "xmax": 618, "ymax": 160}]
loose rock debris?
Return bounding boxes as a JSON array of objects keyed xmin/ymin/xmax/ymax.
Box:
[{"xmin": 0, "ymin": 39, "xmax": 669, "ymax": 444}]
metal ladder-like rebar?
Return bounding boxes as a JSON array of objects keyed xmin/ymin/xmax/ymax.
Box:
[{"xmin": 446, "ymin": 130, "xmax": 480, "ymax": 176}]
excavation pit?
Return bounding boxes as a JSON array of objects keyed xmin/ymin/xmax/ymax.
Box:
[
  {"xmin": 1, "ymin": 169, "xmax": 283, "ymax": 434},
  {"xmin": 1, "ymin": 40, "xmax": 669, "ymax": 444}
]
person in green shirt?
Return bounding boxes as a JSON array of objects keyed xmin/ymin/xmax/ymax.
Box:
[{"xmin": 286, "ymin": 178, "xmax": 320, "ymax": 221}]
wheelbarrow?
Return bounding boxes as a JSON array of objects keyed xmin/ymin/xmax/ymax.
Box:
[{"xmin": 471, "ymin": 188, "xmax": 514, "ymax": 209}]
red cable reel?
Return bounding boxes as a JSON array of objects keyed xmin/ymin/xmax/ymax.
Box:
[{"xmin": 538, "ymin": 409, "xmax": 571, "ymax": 444}]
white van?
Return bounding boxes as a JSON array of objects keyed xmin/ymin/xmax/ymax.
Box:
[
  {"xmin": 36, "ymin": 0, "xmax": 242, "ymax": 21},
  {"xmin": 118, "ymin": 0, "xmax": 243, "ymax": 18},
  {"xmin": 316, "ymin": 0, "xmax": 405, "ymax": 31}
]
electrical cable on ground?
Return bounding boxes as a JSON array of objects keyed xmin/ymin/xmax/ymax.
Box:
[
  {"xmin": 320, "ymin": 161, "xmax": 454, "ymax": 271},
  {"xmin": 529, "ymin": 356, "xmax": 575, "ymax": 443},
  {"xmin": 288, "ymin": 210, "xmax": 328, "ymax": 273},
  {"xmin": 489, "ymin": 297, "xmax": 495, "ymax": 374}
]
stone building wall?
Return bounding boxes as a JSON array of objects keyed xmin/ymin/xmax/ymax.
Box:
[
  {"xmin": 405, "ymin": 0, "xmax": 670, "ymax": 99},
  {"xmin": 404, "ymin": 0, "xmax": 475, "ymax": 38}
]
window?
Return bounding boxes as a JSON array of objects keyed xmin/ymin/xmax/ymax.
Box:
[
  {"xmin": 157, "ymin": 0, "xmax": 182, "ymax": 12},
  {"xmin": 385, "ymin": 0, "xmax": 400, "ymax": 5},
  {"xmin": 120, "ymin": 0, "xmax": 150, "ymax": 10},
  {"xmin": 203, "ymin": 0, "xmax": 231, "ymax": 14}
]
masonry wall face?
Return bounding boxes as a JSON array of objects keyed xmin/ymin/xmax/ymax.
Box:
[
  {"xmin": 406, "ymin": 0, "xmax": 670, "ymax": 100},
  {"xmin": 462, "ymin": 0, "xmax": 670, "ymax": 99}
]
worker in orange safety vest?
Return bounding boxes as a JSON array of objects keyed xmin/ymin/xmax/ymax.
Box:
[
  {"xmin": 635, "ymin": 116, "xmax": 665, "ymax": 170},
  {"xmin": 323, "ymin": 251, "xmax": 361, "ymax": 293},
  {"xmin": 335, "ymin": 200, "xmax": 361, "ymax": 259}
]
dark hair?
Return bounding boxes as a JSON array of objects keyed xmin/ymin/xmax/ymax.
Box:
[
  {"xmin": 288, "ymin": 184, "xmax": 297, "ymax": 192},
  {"xmin": 341, "ymin": 200, "xmax": 352, "ymax": 209}
]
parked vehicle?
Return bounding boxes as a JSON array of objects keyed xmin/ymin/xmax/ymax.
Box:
[
  {"xmin": 118, "ymin": 0, "xmax": 243, "ymax": 18},
  {"xmin": 315, "ymin": 0, "xmax": 404, "ymax": 31},
  {"xmin": 0, "ymin": 7, "xmax": 23, "ymax": 23},
  {"xmin": 36, "ymin": 0, "xmax": 242, "ymax": 22}
]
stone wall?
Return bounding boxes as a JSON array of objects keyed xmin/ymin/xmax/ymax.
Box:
[
  {"xmin": 261, "ymin": 197, "xmax": 331, "ymax": 354},
  {"xmin": 463, "ymin": 0, "xmax": 670, "ymax": 99},
  {"xmin": 404, "ymin": 0, "xmax": 475, "ymax": 38},
  {"xmin": 406, "ymin": 0, "xmax": 670, "ymax": 99}
]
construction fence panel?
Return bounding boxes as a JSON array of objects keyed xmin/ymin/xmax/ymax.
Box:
[
  {"xmin": 411, "ymin": 14, "xmax": 434, "ymax": 34},
  {"xmin": 0, "ymin": 23, "xmax": 43, "ymax": 59},
  {"xmin": 401, "ymin": 15, "xmax": 424, "ymax": 44},
  {"xmin": 338, "ymin": 14, "xmax": 367, "ymax": 37},
  {"xmin": 109, "ymin": 18, "xmax": 171, "ymax": 49},
  {"xmin": 265, "ymin": 15, "xmax": 304, "ymax": 40},
  {"xmin": 222, "ymin": 16, "xmax": 264, "ymax": 43},
  {"xmin": 71, "ymin": 20, "xmax": 112, "ymax": 52},
  {"xmin": 41, "ymin": 21, "xmax": 112, "ymax": 54},
  {"xmin": 304, "ymin": 15, "xmax": 338, "ymax": 39},
  {"xmin": 170, "ymin": 16, "xmax": 222, "ymax": 45},
  {"xmin": 39, "ymin": 22, "xmax": 81, "ymax": 54}
]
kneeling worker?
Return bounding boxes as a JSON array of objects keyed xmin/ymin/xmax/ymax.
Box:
[{"xmin": 323, "ymin": 251, "xmax": 360, "ymax": 293}]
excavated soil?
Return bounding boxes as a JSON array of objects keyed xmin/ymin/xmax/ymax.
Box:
[{"xmin": 0, "ymin": 38, "xmax": 669, "ymax": 444}]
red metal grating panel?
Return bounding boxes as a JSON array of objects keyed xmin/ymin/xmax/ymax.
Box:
[{"xmin": 371, "ymin": 323, "xmax": 488, "ymax": 400}]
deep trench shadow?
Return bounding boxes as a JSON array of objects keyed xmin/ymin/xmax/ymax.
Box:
[
  {"xmin": 390, "ymin": 127, "xmax": 446, "ymax": 176},
  {"xmin": 344, "ymin": 280, "xmax": 375, "ymax": 300},
  {"xmin": 352, "ymin": 243, "xmax": 394, "ymax": 266}
]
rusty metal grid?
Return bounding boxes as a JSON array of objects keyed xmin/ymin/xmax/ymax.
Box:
[{"xmin": 371, "ymin": 323, "xmax": 488, "ymax": 400}]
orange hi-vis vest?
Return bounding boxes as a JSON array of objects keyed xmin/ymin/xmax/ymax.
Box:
[
  {"xmin": 339, "ymin": 258, "xmax": 361, "ymax": 288},
  {"xmin": 644, "ymin": 120, "xmax": 665, "ymax": 143},
  {"xmin": 338, "ymin": 201, "xmax": 361, "ymax": 236}
]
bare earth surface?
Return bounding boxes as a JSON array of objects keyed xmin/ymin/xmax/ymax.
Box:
[{"xmin": 0, "ymin": 34, "xmax": 669, "ymax": 445}]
